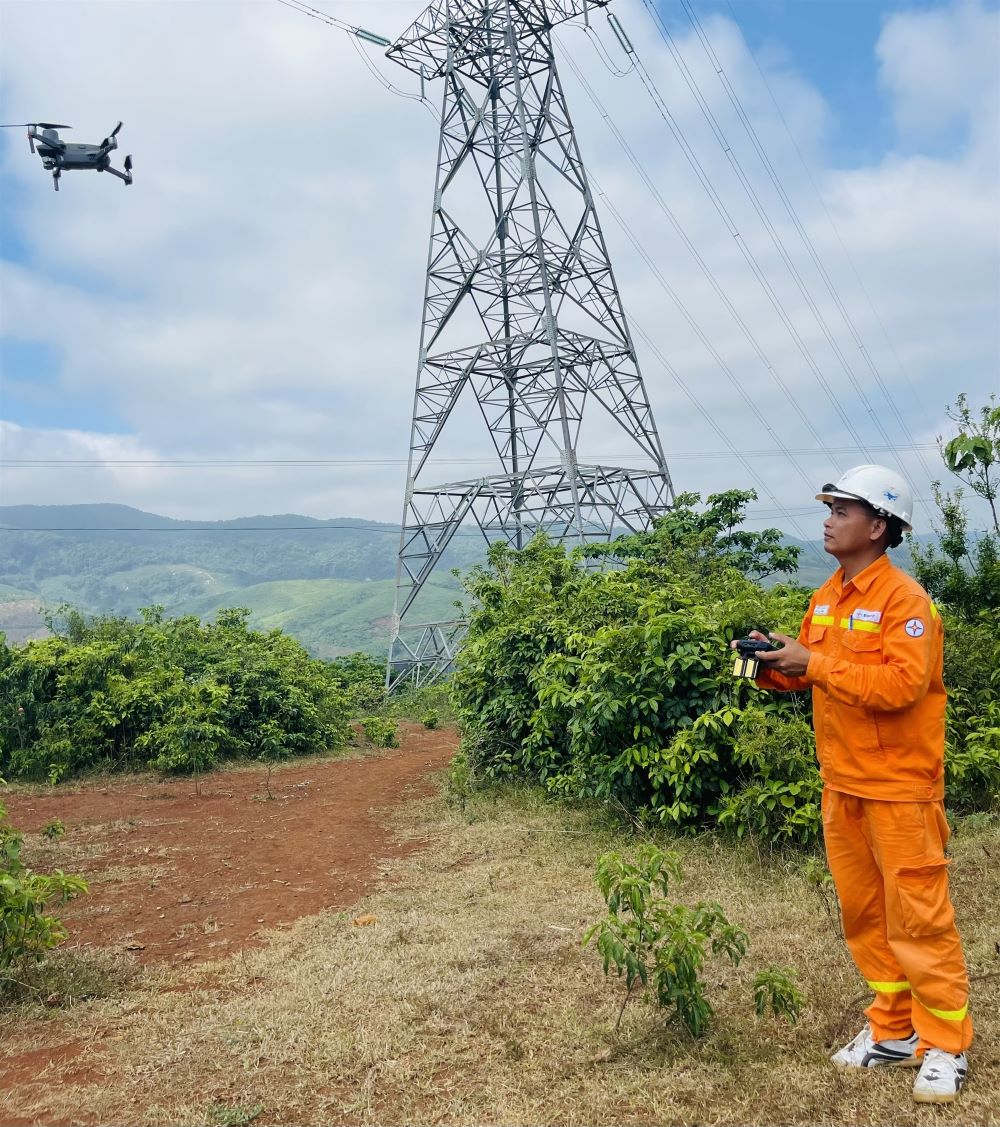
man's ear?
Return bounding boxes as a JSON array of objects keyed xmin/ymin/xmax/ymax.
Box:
[{"xmin": 869, "ymin": 516, "xmax": 887, "ymax": 544}]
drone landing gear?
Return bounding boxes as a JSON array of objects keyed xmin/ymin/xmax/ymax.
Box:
[{"xmin": 52, "ymin": 168, "xmax": 60, "ymax": 191}]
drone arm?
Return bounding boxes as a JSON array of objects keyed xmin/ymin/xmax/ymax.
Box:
[{"xmin": 104, "ymin": 159, "xmax": 132, "ymax": 186}]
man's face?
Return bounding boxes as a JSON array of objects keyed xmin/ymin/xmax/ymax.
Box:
[{"xmin": 822, "ymin": 498, "xmax": 884, "ymax": 558}]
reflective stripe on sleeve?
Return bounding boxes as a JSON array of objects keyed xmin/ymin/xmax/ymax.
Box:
[{"xmin": 867, "ymin": 979, "xmax": 911, "ymax": 993}]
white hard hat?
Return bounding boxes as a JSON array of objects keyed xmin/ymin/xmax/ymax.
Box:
[{"xmin": 816, "ymin": 464, "xmax": 913, "ymax": 531}]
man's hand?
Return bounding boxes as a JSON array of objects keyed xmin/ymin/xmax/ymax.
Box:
[
  {"xmin": 756, "ymin": 631, "xmax": 810, "ymax": 678},
  {"xmin": 730, "ymin": 630, "xmax": 810, "ymax": 677}
]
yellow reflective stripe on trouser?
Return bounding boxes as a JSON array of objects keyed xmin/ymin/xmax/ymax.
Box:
[
  {"xmin": 868, "ymin": 979, "xmax": 911, "ymax": 993},
  {"xmin": 919, "ymin": 999, "xmax": 969, "ymax": 1022},
  {"xmin": 840, "ymin": 618, "xmax": 881, "ymax": 633},
  {"xmin": 812, "ymin": 614, "xmax": 835, "ymax": 626}
]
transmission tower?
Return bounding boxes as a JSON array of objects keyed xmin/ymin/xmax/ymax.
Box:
[{"xmin": 386, "ymin": 0, "xmax": 674, "ymax": 689}]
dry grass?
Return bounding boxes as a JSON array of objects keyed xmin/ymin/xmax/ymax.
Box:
[{"xmin": 1, "ymin": 783, "xmax": 997, "ymax": 1126}]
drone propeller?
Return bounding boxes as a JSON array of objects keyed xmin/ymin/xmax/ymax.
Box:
[
  {"xmin": 1, "ymin": 123, "xmax": 71, "ymax": 155},
  {"xmin": 99, "ymin": 121, "xmax": 124, "ymax": 153}
]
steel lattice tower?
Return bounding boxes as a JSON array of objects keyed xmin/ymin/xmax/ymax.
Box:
[{"xmin": 386, "ymin": 0, "xmax": 674, "ymax": 689}]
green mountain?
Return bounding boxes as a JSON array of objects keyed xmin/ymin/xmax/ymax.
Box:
[{"xmin": 0, "ymin": 504, "xmax": 478, "ymax": 655}]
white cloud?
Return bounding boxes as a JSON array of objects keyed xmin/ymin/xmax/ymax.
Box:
[
  {"xmin": 0, "ymin": 0, "xmax": 996, "ymax": 535},
  {"xmin": 877, "ymin": 0, "xmax": 999, "ymax": 157}
]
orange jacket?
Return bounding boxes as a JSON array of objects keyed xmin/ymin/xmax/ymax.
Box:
[{"xmin": 757, "ymin": 554, "xmax": 946, "ymax": 801}]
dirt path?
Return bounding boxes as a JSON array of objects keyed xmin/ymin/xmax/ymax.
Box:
[{"xmin": 5, "ymin": 724, "xmax": 458, "ymax": 967}]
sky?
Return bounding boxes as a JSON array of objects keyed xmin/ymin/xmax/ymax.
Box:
[{"xmin": 0, "ymin": 0, "xmax": 997, "ymax": 538}]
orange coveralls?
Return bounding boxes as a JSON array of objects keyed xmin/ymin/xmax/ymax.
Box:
[{"xmin": 757, "ymin": 553, "xmax": 972, "ymax": 1053}]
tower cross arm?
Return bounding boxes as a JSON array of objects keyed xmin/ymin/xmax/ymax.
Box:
[{"xmin": 387, "ymin": 0, "xmax": 610, "ymax": 79}]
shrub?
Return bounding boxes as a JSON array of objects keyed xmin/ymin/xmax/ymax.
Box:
[
  {"xmin": 584, "ymin": 844, "xmax": 748, "ymax": 1037},
  {"xmin": 0, "ymin": 607, "xmax": 351, "ymax": 780},
  {"xmin": 327, "ymin": 652, "xmax": 387, "ymax": 716},
  {"xmin": 752, "ymin": 967, "xmax": 805, "ymax": 1023},
  {"xmin": 584, "ymin": 846, "xmax": 804, "ymax": 1039},
  {"xmin": 450, "ymin": 535, "xmax": 813, "ymax": 843},
  {"xmin": 1, "ymin": 793, "xmax": 87, "ymax": 985},
  {"xmin": 361, "ymin": 716, "xmax": 398, "ymax": 748},
  {"xmin": 715, "ymin": 706, "xmax": 822, "ymax": 848},
  {"xmin": 941, "ymin": 613, "xmax": 1000, "ymax": 812}
]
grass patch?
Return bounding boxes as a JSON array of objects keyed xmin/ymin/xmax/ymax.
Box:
[
  {"xmin": 0, "ymin": 946, "xmax": 143, "ymax": 1011},
  {"xmin": 1, "ymin": 782, "xmax": 997, "ymax": 1125}
]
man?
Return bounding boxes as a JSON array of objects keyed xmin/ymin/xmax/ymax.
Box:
[{"xmin": 742, "ymin": 464, "xmax": 972, "ymax": 1104}]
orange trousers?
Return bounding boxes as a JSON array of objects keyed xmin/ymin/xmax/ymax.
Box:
[{"xmin": 822, "ymin": 789, "xmax": 973, "ymax": 1054}]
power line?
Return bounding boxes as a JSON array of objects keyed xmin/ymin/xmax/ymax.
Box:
[
  {"xmin": 273, "ymin": 0, "xmax": 354, "ymax": 35},
  {"xmin": 626, "ymin": 316, "xmax": 829, "ymax": 566},
  {"xmin": 568, "ymin": 21, "xmax": 635, "ymax": 79},
  {"xmin": 718, "ymin": 0, "xmax": 941, "ymax": 521},
  {"xmin": 272, "ymin": 0, "xmax": 435, "ymax": 117},
  {"xmin": 2, "ymin": 514, "xmax": 857, "ymax": 537},
  {"xmin": 560, "ymin": 48, "xmax": 851, "ymax": 478},
  {"xmin": 0, "ymin": 443, "xmax": 938, "ymax": 468},
  {"xmin": 576, "ymin": 12, "xmax": 940, "ymax": 525},
  {"xmin": 346, "ymin": 33, "xmax": 436, "ymax": 121},
  {"xmin": 653, "ymin": 0, "xmax": 942, "ymax": 518},
  {"xmin": 616, "ymin": 37, "xmax": 877, "ymax": 465},
  {"xmin": 593, "ymin": 175, "xmax": 823, "ymax": 496},
  {"xmin": 1, "ymin": 523, "xmax": 408, "ymax": 534}
]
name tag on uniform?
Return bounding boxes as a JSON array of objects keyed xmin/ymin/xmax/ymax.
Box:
[
  {"xmin": 815, "ymin": 604, "xmax": 830, "ymax": 615},
  {"xmin": 851, "ymin": 608, "xmax": 882, "ymax": 623}
]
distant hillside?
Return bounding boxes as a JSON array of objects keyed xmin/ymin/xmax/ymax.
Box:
[
  {"xmin": 0, "ymin": 503, "xmax": 920, "ymax": 654},
  {"xmin": 0, "ymin": 504, "xmax": 481, "ymax": 654}
]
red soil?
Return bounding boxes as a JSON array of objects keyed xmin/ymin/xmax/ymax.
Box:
[{"xmin": 0, "ymin": 724, "xmax": 458, "ymax": 1123}]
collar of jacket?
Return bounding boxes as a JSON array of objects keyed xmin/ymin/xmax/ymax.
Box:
[{"xmin": 833, "ymin": 551, "xmax": 891, "ymax": 596}]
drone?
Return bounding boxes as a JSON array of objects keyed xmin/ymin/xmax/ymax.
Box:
[{"xmin": 0, "ymin": 121, "xmax": 133, "ymax": 191}]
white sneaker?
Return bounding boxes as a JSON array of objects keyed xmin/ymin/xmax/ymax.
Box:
[
  {"xmin": 831, "ymin": 1025, "xmax": 920, "ymax": 1068},
  {"xmin": 913, "ymin": 1048, "xmax": 968, "ymax": 1103}
]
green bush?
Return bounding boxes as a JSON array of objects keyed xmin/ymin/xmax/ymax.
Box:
[
  {"xmin": 1, "ymin": 793, "xmax": 88, "ymax": 985},
  {"xmin": 450, "ymin": 530, "xmax": 813, "ymax": 843},
  {"xmin": 909, "ymin": 394, "xmax": 999, "ymax": 812},
  {"xmin": 0, "ymin": 607, "xmax": 351, "ymax": 779},
  {"xmin": 327, "ymin": 652, "xmax": 387, "ymax": 716},
  {"xmin": 941, "ymin": 614, "xmax": 1000, "ymax": 812},
  {"xmin": 361, "ymin": 716, "xmax": 398, "ymax": 748},
  {"xmin": 715, "ymin": 707, "xmax": 822, "ymax": 848}
]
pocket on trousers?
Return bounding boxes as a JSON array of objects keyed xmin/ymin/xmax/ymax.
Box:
[{"xmin": 894, "ymin": 860, "xmax": 954, "ymax": 938}]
